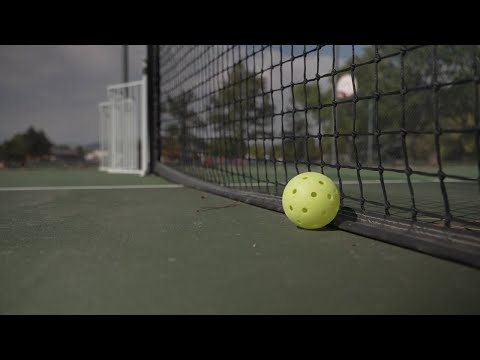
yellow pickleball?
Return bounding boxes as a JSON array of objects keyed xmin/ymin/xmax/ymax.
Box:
[{"xmin": 282, "ymin": 172, "xmax": 340, "ymax": 229}]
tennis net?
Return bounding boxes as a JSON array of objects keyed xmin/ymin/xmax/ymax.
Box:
[{"xmin": 149, "ymin": 45, "xmax": 480, "ymax": 267}]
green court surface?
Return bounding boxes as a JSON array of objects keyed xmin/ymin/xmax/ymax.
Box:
[
  {"xmin": 1, "ymin": 169, "xmax": 480, "ymax": 314},
  {"xmin": 0, "ymin": 168, "xmax": 171, "ymax": 187}
]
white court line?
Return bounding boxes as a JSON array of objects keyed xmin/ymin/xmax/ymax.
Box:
[
  {"xmin": 226, "ymin": 179, "xmax": 470, "ymax": 186},
  {"xmin": 0, "ymin": 184, "xmax": 184, "ymax": 191},
  {"xmin": 2, "ymin": 179, "xmax": 468, "ymax": 191}
]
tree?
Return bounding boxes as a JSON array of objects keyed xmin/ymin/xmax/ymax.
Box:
[
  {"xmin": 24, "ymin": 126, "xmax": 52, "ymax": 157},
  {"xmin": 290, "ymin": 77, "xmax": 344, "ymax": 163},
  {"xmin": 0, "ymin": 127, "xmax": 52, "ymax": 166},
  {"xmin": 208, "ymin": 62, "xmax": 274, "ymax": 159},
  {"xmin": 3, "ymin": 134, "xmax": 29, "ymax": 165},
  {"xmin": 291, "ymin": 45, "xmax": 480, "ymax": 166},
  {"xmin": 76, "ymin": 146, "xmax": 85, "ymax": 158},
  {"xmin": 163, "ymin": 90, "xmax": 204, "ymax": 163}
]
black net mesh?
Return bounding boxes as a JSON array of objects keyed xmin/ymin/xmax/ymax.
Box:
[{"xmin": 154, "ymin": 45, "xmax": 480, "ymax": 236}]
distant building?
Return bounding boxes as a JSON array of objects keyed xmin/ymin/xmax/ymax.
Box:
[
  {"xmin": 50, "ymin": 146, "xmax": 83, "ymax": 164},
  {"xmin": 84, "ymin": 149, "xmax": 104, "ymax": 163}
]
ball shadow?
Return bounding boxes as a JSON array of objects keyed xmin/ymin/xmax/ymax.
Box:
[{"xmin": 297, "ymin": 207, "xmax": 358, "ymax": 232}]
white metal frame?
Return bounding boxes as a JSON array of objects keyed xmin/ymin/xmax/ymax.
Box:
[{"xmin": 98, "ymin": 76, "xmax": 148, "ymax": 176}]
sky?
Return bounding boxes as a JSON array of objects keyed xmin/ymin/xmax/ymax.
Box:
[
  {"xmin": 0, "ymin": 45, "xmax": 146, "ymax": 147},
  {"xmin": 0, "ymin": 45, "xmax": 365, "ymax": 148}
]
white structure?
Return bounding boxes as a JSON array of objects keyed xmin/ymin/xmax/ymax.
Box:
[
  {"xmin": 98, "ymin": 76, "xmax": 148, "ymax": 176},
  {"xmin": 335, "ymin": 74, "xmax": 357, "ymax": 99}
]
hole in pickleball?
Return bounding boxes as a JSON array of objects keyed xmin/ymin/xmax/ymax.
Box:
[
  {"xmin": 302, "ymin": 176, "xmax": 308, "ymax": 179},
  {"xmin": 322, "ymin": 210, "xmax": 326, "ymax": 216},
  {"xmin": 327, "ymin": 193, "xmax": 332, "ymax": 200},
  {"xmin": 319, "ymin": 180, "xmax": 324, "ymax": 185},
  {"xmin": 297, "ymin": 219, "xmax": 302, "ymax": 224},
  {"xmin": 311, "ymin": 192, "xmax": 317, "ymax": 197},
  {"xmin": 302, "ymin": 208, "xmax": 308, "ymax": 213},
  {"xmin": 289, "ymin": 205, "xmax": 293, "ymax": 211},
  {"xmin": 292, "ymin": 189, "xmax": 297, "ymax": 194}
]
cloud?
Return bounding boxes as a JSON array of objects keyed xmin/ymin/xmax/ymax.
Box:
[
  {"xmin": 0, "ymin": 45, "xmax": 130, "ymax": 145},
  {"xmin": 60, "ymin": 45, "xmax": 118, "ymax": 73}
]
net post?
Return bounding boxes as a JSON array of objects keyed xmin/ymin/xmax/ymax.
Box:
[
  {"xmin": 473, "ymin": 46, "xmax": 480, "ymax": 193},
  {"xmin": 147, "ymin": 45, "xmax": 160, "ymax": 173},
  {"xmin": 123, "ymin": 45, "xmax": 129, "ymax": 83},
  {"xmin": 98, "ymin": 103, "xmax": 103, "ymax": 170},
  {"xmin": 141, "ymin": 74, "xmax": 148, "ymax": 176}
]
